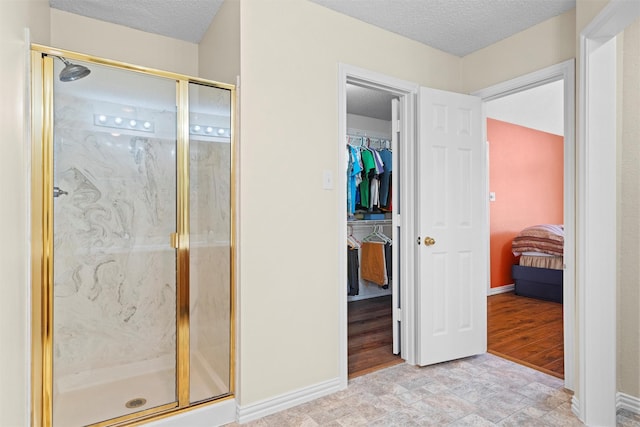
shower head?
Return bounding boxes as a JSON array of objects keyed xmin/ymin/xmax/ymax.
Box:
[{"xmin": 58, "ymin": 57, "xmax": 91, "ymax": 82}]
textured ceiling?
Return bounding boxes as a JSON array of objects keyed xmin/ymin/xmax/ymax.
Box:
[
  {"xmin": 49, "ymin": 0, "xmax": 575, "ymax": 56},
  {"xmin": 310, "ymin": 0, "xmax": 575, "ymax": 57}
]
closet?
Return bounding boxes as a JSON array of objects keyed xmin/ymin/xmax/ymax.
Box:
[{"xmin": 346, "ymin": 83, "xmax": 401, "ymax": 377}]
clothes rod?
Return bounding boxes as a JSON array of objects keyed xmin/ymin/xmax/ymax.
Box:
[
  {"xmin": 347, "ymin": 133, "xmax": 390, "ymax": 140},
  {"xmin": 346, "ymin": 134, "xmax": 390, "ymax": 143}
]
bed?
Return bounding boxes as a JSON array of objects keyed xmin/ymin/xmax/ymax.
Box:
[{"xmin": 511, "ymin": 224, "xmax": 564, "ymax": 303}]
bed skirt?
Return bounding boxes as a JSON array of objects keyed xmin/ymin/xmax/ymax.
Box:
[{"xmin": 512, "ymin": 264, "xmax": 563, "ymax": 303}]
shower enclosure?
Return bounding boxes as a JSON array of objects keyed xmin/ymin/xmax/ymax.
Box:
[{"xmin": 30, "ymin": 46, "xmax": 235, "ymax": 427}]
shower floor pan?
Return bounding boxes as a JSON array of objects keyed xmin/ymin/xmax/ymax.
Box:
[{"xmin": 54, "ymin": 361, "xmax": 226, "ymax": 426}]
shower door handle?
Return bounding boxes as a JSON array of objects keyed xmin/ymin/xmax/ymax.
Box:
[{"xmin": 170, "ymin": 232, "xmax": 179, "ymax": 249}]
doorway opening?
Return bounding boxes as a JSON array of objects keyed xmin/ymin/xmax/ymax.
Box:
[
  {"xmin": 338, "ymin": 65, "xmax": 419, "ymax": 386},
  {"xmin": 485, "ymin": 80, "xmax": 565, "ymax": 379},
  {"xmin": 473, "ymin": 59, "xmax": 576, "ymax": 391},
  {"xmin": 345, "ymin": 83, "xmax": 401, "ymax": 378}
]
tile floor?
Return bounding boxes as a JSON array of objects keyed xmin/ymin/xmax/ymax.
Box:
[{"xmin": 226, "ymin": 353, "xmax": 640, "ymax": 426}]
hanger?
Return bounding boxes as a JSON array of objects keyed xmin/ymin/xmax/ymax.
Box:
[
  {"xmin": 347, "ymin": 225, "xmax": 361, "ymax": 249},
  {"xmin": 362, "ymin": 224, "xmax": 392, "ymax": 244}
]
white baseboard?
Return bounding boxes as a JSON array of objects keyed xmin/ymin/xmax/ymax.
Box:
[
  {"xmin": 571, "ymin": 395, "xmax": 580, "ymax": 419},
  {"xmin": 237, "ymin": 377, "xmax": 342, "ymax": 424},
  {"xmin": 571, "ymin": 392, "xmax": 640, "ymax": 421},
  {"xmin": 487, "ymin": 284, "xmax": 514, "ymax": 296},
  {"xmin": 617, "ymin": 392, "xmax": 640, "ymax": 414}
]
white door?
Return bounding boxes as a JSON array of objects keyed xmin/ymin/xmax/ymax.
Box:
[
  {"xmin": 416, "ymin": 87, "xmax": 487, "ymax": 366},
  {"xmin": 391, "ymin": 97, "xmax": 400, "ymax": 355}
]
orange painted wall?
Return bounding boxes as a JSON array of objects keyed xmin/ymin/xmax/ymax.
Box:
[{"xmin": 488, "ymin": 118, "xmax": 564, "ymax": 288}]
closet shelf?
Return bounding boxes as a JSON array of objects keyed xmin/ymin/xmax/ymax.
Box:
[{"xmin": 347, "ymin": 219, "xmax": 392, "ymax": 226}]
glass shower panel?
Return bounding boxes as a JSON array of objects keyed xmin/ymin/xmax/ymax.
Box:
[
  {"xmin": 52, "ymin": 59, "xmax": 178, "ymax": 426},
  {"xmin": 188, "ymin": 83, "xmax": 232, "ymax": 403}
]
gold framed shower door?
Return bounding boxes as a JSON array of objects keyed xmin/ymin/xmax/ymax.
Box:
[{"xmin": 30, "ymin": 45, "xmax": 236, "ymax": 427}]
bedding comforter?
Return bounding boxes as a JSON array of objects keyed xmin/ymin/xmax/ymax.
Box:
[{"xmin": 512, "ymin": 224, "xmax": 564, "ymax": 257}]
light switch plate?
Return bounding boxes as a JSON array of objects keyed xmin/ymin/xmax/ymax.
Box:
[{"xmin": 323, "ymin": 170, "xmax": 333, "ymax": 190}]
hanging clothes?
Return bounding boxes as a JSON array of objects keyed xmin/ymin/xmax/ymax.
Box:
[
  {"xmin": 347, "ymin": 145, "xmax": 363, "ymax": 216},
  {"xmin": 369, "ymin": 150, "xmax": 385, "ymax": 210},
  {"xmin": 379, "ymin": 149, "xmax": 392, "ymax": 208},
  {"xmin": 346, "ymin": 137, "xmax": 392, "ymax": 217},
  {"xmin": 359, "ymin": 148, "xmax": 376, "ymax": 209},
  {"xmin": 369, "ymin": 177, "xmax": 380, "ymax": 210},
  {"xmin": 383, "ymin": 242, "xmax": 392, "ymax": 289},
  {"xmin": 360, "ymin": 241, "xmax": 387, "ymax": 286},
  {"xmin": 386, "ymin": 176, "xmax": 393, "ymax": 211},
  {"xmin": 369, "ymin": 149, "xmax": 384, "ymax": 210},
  {"xmin": 347, "ymin": 246, "xmax": 360, "ymax": 296},
  {"xmin": 372, "ymin": 149, "xmax": 384, "ymax": 174}
]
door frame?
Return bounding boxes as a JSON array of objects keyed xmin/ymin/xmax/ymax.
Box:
[
  {"xmin": 471, "ymin": 59, "xmax": 576, "ymax": 391},
  {"xmin": 338, "ymin": 64, "xmax": 419, "ymax": 386},
  {"xmin": 577, "ymin": 0, "xmax": 640, "ymax": 424}
]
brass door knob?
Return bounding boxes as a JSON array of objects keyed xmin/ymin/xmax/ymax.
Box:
[{"xmin": 424, "ymin": 236, "xmax": 436, "ymax": 246}]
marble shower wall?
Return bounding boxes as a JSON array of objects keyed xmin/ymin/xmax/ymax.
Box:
[
  {"xmin": 52, "ymin": 86, "xmax": 233, "ymax": 399},
  {"xmin": 53, "ymin": 93, "xmax": 178, "ymax": 385}
]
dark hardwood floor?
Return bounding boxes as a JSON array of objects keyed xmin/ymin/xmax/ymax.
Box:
[
  {"xmin": 348, "ymin": 295, "xmax": 402, "ymax": 378},
  {"xmin": 348, "ymin": 292, "xmax": 563, "ymax": 379},
  {"xmin": 488, "ymin": 291, "xmax": 564, "ymax": 378}
]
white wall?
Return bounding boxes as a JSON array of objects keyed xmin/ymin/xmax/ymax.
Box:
[
  {"xmin": 199, "ymin": 0, "xmax": 240, "ymax": 85},
  {"xmin": 484, "ymin": 80, "xmax": 565, "ymax": 136},
  {"xmin": 461, "ymin": 8, "xmax": 576, "ymax": 93},
  {"xmin": 50, "ymin": 9, "xmax": 199, "ymax": 77},
  {"xmin": 237, "ymin": 0, "xmax": 461, "ymax": 406},
  {"xmin": 618, "ymin": 15, "xmax": 640, "ymax": 400},
  {"xmin": 347, "ymin": 114, "xmax": 392, "ymax": 138},
  {"xmin": 0, "ymin": 1, "xmax": 50, "ymax": 426}
]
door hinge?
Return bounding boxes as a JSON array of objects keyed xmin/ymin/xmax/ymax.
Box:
[{"xmin": 392, "ymin": 119, "xmax": 400, "ymax": 133}]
